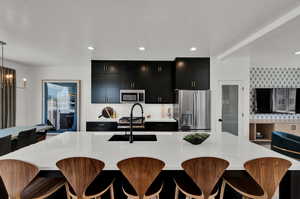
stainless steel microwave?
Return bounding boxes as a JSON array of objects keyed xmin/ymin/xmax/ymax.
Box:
[{"xmin": 120, "ymin": 90, "xmax": 145, "ymax": 103}]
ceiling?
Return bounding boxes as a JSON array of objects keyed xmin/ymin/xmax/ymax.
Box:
[
  {"xmin": 0, "ymin": 0, "xmax": 300, "ymax": 67},
  {"xmin": 248, "ymin": 15, "xmax": 300, "ymax": 66}
]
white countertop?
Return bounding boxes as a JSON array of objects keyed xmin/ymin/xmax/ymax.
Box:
[{"xmin": 1, "ymin": 131, "xmax": 299, "ymax": 170}]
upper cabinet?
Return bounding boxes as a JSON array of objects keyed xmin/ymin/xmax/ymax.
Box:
[
  {"xmin": 121, "ymin": 61, "xmax": 151, "ymax": 89},
  {"xmin": 174, "ymin": 58, "xmax": 210, "ymax": 90},
  {"xmin": 145, "ymin": 61, "xmax": 174, "ymax": 104},
  {"xmin": 91, "ymin": 61, "xmax": 121, "ymax": 103},
  {"xmin": 91, "ymin": 58, "xmax": 210, "ymax": 104}
]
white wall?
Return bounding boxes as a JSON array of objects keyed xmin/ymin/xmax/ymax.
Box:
[
  {"xmin": 251, "ymin": 53, "xmax": 300, "ymax": 67},
  {"xmin": 28, "ymin": 62, "xmax": 173, "ymax": 131},
  {"xmin": 5, "ymin": 60, "xmax": 36, "ymax": 126},
  {"xmin": 210, "ymin": 56, "xmax": 250, "ymax": 138}
]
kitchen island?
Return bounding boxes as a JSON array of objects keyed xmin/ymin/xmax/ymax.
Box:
[{"xmin": 1, "ymin": 131, "xmax": 300, "ymax": 198}]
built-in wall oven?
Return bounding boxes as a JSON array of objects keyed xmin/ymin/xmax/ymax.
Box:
[{"xmin": 120, "ymin": 90, "xmax": 145, "ymax": 103}]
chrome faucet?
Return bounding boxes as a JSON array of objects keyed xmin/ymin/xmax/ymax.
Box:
[{"xmin": 129, "ymin": 103, "xmax": 144, "ymax": 143}]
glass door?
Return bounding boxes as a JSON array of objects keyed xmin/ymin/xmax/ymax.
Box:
[
  {"xmin": 43, "ymin": 80, "xmax": 80, "ymax": 133},
  {"xmin": 221, "ymin": 85, "xmax": 239, "ymax": 136},
  {"xmin": 218, "ymin": 81, "xmax": 244, "ymax": 136}
]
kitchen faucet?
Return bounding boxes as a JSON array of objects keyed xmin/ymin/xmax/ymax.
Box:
[{"xmin": 129, "ymin": 103, "xmax": 144, "ymax": 143}]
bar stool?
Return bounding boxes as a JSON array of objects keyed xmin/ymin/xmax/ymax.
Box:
[
  {"xmin": 0, "ymin": 159, "xmax": 65, "ymax": 199},
  {"xmin": 117, "ymin": 157, "xmax": 165, "ymax": 199},
  {"xmin": 220, "ymin": 157, "xmax": 292, "ymax": 199},
  {"xmin": 56, "ymin": 157, "xmax": 115, "ymax": 199},
  {"xmin": 174, "ymin": 157, "xmax": 229, "ymax": 199}
]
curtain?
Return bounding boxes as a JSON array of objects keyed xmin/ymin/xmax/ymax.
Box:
[{"xmin": 0, "ymin": 67, "xmax": 16, "ymax": 129}]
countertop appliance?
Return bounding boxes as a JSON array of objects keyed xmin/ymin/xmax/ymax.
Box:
[
  {"xmin": 120, "ymin": 90, "xmax": 145, "ymax": 103},
  {"xmin": 174, "ymin": 90, "xmax": 211, "ymax": 130}
]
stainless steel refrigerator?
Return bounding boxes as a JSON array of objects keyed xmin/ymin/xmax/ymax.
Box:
[{"xmin": 174, "ymin": 90, "xmax": 211, "ymax": 130}]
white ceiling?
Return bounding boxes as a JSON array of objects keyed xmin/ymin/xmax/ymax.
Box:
[
  {"xmin": 248, "ymin": 15, "xmax": 300, "ymax": 66},
  {"xmin": 0, "ymin": 0, "xmax": 300, "ymax": 67}
]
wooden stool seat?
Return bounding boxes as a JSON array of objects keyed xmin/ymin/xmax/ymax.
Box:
[
  {"xmin": 176, "ymin": 157, "xmax": 229, "ymax": 199},
  {"xmin": 220, "ymin": 157, "xmax": 292, "ymax": 199},
  {"xmin": 174, "ymin": 173, "xmax": 218, "ymax": 197},
  {"xmin": 117, "ymin": 157, "xmax": 165, "ymax": 199},
  {"xmin": 56, "ymin": 157, "xmax": 115, "ymax": 199},
  {"xmin": 222, "ymin": 172, "xmax": 264, "ymax": 198},
  {"xmin": 0, "ymin": 159, "xmax": 65, "ymax": 199},
  {"xmin": 21, "ymin": 177, "xmax": 65, "ymax": 199},
  {"xmin": 122, "ymin": 174, "xmax": 163, "ymax": 198}
]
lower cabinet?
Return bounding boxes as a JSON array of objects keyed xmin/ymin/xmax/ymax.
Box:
[
  {"xmin": 274, "ymin": 123, "xmax": 300, "ymax": 136},
  {"xmin": 86, "ymin": 121, "xmax": 178, "ymax": 132},
  {"xmin": 86, "ymin": 122, "xmax": 118, "ymax": 131},
  {"xmin": 144, "ymin": 121, "xmax": 178, "ymax": 131},
  {"xmin": 249, "ymin": 120, "xmax": 300, "ymax": 143}
]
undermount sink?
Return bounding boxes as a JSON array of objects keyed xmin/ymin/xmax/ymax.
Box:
[{"xmin": 108, "ymin": 134, "xmax": 157, "ymax": 142}]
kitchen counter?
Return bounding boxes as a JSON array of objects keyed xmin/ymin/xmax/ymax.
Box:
[{"xmin": 1, "ymin": 131, "xmax": 299, "ymax": 170}]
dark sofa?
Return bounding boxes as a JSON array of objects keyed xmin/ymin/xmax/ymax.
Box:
[{"xmin": 271, "ymin": 131, "xmax": 300, "ymax": 159}]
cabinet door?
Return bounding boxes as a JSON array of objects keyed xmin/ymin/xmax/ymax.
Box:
[
  {"xmin": 174, "ymin": 58, "xmax": 210, "ymax": 90},
  {"xmin": 146, "ymin": 61, "xmax": 173, "ymax": 104},
  {"xmin": 120, "ymin": 61, "xmax": 149, "ymax": 89},
  {"xmin": 135, "ymin": 61, "xmax": 151, "ymax": 89},
  {"xmin": 91, "ymin": 76, "xmax": 107, "ymax": 103},
  {"xmin": 91, "ymin": 74, "xmax": 120, "ymax": 103},
  {"xmin": 105, "ymin": 74, "xmax": 121, "ymax": 103},
  {"xmin": 190, "ymin": 58, "xmax": 210, "ymax": 90},
  {"xmin": 174, "ymin": 59, "xmax": 192, "ymax": 89},
  {"xmin": 274, "ymin": 123, "xmax": 298, "ymax": 135}
]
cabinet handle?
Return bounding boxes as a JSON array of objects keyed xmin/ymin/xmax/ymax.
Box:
[
  {"xmin": 191, "ymin": 81, "xmax": 194, "ymax": 88},
  {"xmin": 133, "ymin": 82, "xmax": 135, "ymax": 88},
  {"xmin": 194, "ymin": 81, "xmax": 196, "ymax": 87}
]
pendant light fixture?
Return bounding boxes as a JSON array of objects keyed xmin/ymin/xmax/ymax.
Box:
[{"xmin": 0, "ymin": 41, "xmax": 6, "ymax": 88}]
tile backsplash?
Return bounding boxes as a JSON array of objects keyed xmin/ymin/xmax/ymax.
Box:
[{"xmin": 250, "ymin": 67, "xmax": 300, "ymax": 119}]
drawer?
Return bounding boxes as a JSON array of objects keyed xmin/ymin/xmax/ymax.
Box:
[
  {"xmin": 144, "ymin": 121, "xmax": 178, "ymax": 131},
  {"xmin": 86, "ymin": 122, "xmax": 118, "ymax": 131},
  {"xmin": 274, "ymin": 123, "xmax": 299, "ymax": 135}
]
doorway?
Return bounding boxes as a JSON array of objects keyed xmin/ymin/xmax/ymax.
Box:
[
  {"xmin": 218, "ymin": 81, "xmax": 244, "ymax": 136},
  {"xmin": 42, "ymin": 80, "xmax": 80, "ymax": 133}
]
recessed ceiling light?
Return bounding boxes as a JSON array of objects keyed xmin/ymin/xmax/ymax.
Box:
[
  {"xmin": 295, "ymin": 51, "xmax": 300, "ymax": 55},
  {"xmin": 190, "ymin": 47, "xmax": 197, "ymax": 52},
  {"xmin": 88, "ymin": 46, "xmax": 95, "ymax": 51},
  {"xmin": 138, "ymin": 46, "xmax": 146, "ymax": 51}
]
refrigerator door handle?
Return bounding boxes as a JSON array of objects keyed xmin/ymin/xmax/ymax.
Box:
[{"xmin": 193, "ymin": 92, "xmax": 197, "ymax": 128}]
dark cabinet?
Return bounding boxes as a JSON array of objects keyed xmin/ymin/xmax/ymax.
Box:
[
  {"xmin": 92, "ymin": 61, "xmax": 121, "ymax": 103},
  {"xmin": 91, "ymin": 75, "xmax": 120, "ymax": 103},
  {"xmin": 144, "ymin": 121, "xmax": 178, "ymax": 131},
  {"xmin": 145, "ymin": 61, "xmax": 174, "ymax": 104},
  {"xmin": 121, "ymin": 61, "xmax": 150, "ymax": 89},
  {"xmin": 174, "ymin": 58, "xmax": 210, "ymax": 90},
  {"xmin": 91, "ymin": 58, "xmax": 210, "ymax": 103},
  {"xmin": 86, "ymin": 122, "xmax": 118, "ymax": 131}
]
